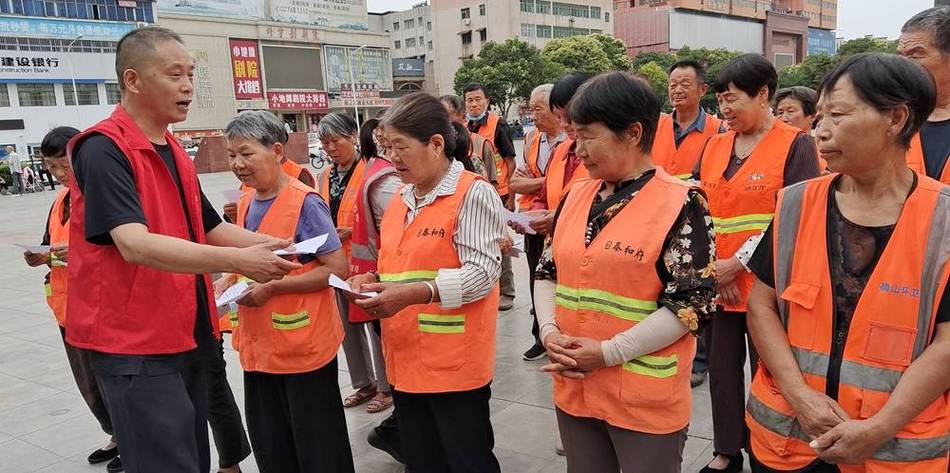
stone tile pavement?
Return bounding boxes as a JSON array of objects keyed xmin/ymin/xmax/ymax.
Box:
[{"xmin": 0, "ymin": 168, "xmax": 748, "ymax": 473}]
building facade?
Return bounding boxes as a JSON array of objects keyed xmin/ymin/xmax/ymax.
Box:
[
  {"xmin": 613, "ymin": 0, "xmax": 838, "ymax": 64},
  {"xmin": 430, "ymin": 0, "xmax": 614, "ymax": 95},
  {"xmin": 154, "ymin": 0, "xmax": 394, "ymax": 140},
  {"xmin": 375, "ymin": 2, "xmax": 434, "ymax": 92},
  {"xmin": 0, "ymin": 0, "xmax": 150, "ymax": 159}
]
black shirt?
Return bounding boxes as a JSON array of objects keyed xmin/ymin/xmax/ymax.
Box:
[
  {"xmin": 748, "ymin": 176, "xmax": 950, "ymax": 398},
  {"xmin": 73, "ymin": 134, "xmax": 222, "ymax": 358},
  {"xmin": 920, "ymin": 119, "xmax": 950, "ymax": 180}
]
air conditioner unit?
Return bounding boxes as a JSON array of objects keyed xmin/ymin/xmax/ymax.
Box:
[{"xmin": 463, "ymin": 18, "xmax": 471, "ymax": 26}]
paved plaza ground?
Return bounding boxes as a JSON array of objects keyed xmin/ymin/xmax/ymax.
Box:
[{"xmin": 0, "ymin": 161, "xmax": 746, "ymax": 473}]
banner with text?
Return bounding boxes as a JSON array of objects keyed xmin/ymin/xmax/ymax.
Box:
[
  {"xmin": 156, "ymin": 0, "xmax": 264, "ymax": 19},
  {"xmin": 270, "ymin": 0, "xmax": 368, "ymax": 30},
  {"xmin": 267, "ymin": 91, "xmax": 329, "ymax": 111},
  {"xmin": 323, "ymin": 46, "xmax": 392, "ymax": 92},
  {"xmin": 229, "ymin": 39, "xmax": 264, "ymax": 100}
]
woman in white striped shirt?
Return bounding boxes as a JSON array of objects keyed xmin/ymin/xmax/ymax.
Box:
[{"xmin": 347, "ymin": 92, "xmax": 506, "ymax": 473}]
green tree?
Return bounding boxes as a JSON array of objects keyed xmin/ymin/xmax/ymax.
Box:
[
  {"xmin": 837, "ymin": 37, "xmax": 898, "ymax": 56},
  {"xmin": 541, "ymin": 34, "xmax": 632, "ymax": 74},
  {"xmin": 453, "ymin": 38, "xmax": 553, "ymax": 117},
  {"xmin": 778, "ymin": 53, "xmax": 838, "ymax": 90},
  {"xmin": 636, "ymin": 61, "xmax": 670, "ymax": 110}
]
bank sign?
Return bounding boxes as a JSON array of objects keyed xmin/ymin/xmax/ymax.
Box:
[
  {"xmin": 0, "ymin": 16, "xmax": 134, "ymax": 41},
  {"xmin": 0, "ymin": 51, "xmax": 116, "ymax": 81}
]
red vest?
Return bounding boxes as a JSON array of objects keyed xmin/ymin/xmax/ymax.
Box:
[
  {"xmin": 65, "ymin": 105, "xmax": 216, "ymax": 355},
  {"xmin": 315, "ymin": 159, "xmax": 367, "ymax": 261},
  {"xmin": 45, "ymin": 188, "xmax": 69, "ymax": 326},
  {"xmin": 349, "ymin": 157, "xmax": 397, "ymax": 322},
  {"xmin": 651, "ymin": 112, "xmax": 721, "ymax": 179}
]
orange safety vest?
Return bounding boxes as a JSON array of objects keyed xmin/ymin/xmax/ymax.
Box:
[
  {"xmin": 517, "ymin": 130, "xmax": 544, "ymax": 210},
  {"xmin": 240, "ymin": 158, "xmax": 314, "ymax": 192},
  {"xmin": 45, "ymin": 188, "xmax": 69, "ymax": 326},
  {"xmin": 651, "ymin": 112, "xmax": 722, "ymax": 179},
  {"xmin": 376, "ymin": 171, "xmax": 499, "ymax": 393},
  {"xmin": 232, "ymin": 178, "xmax": 344, "ymax": 374},
  {"xmin": 700, "ymin": 120, "xmax": 801, "ymax": 312},
  {"xmin": 552, "ymin": 170, "xmax": 697, "ymax": 434},
  {"xmin": 747, "ymin": 173, "xmax": 950, "ymax": 472},
  {"xmin": 475, "ymin": 112, "xmax": 510, "ymax": 196},
  {"xmin": 906, "ymin": 132, "xmax": 950, "ymax": 184},
  {"xmin": 544, "ymin": 139, "xmax": 588, "ymax": 210},
  {"xmin": 315, "ymin": 159, "xmax": 367, "ymax": 261}
]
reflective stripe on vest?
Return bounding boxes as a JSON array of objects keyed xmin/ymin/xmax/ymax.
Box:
[
  {"xmin": 44, "ymin": 283, "xmax": 52, "ymax": 297},
  {"xmin": 712, "ymin": 213, "xmax": 774, "ymax": 234},
  {"xmin": 418, "ymin": 313, "xmax": 465, "ymax": 334},
  {"xmin": 379, "ymin": 270, "xmax": 439, "ymax": 283},
  {"xmin": 272, "ymin": 310, "xmax": 311, "ymax": 330},
  {"xmin": 555, "ymin": 284, "xmax": 658, "ymax": 322},
  {"xmin": 623, "ymin": 353, "xmax": 678, "ymax": 379}
]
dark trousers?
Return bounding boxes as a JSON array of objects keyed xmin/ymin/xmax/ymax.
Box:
[
  {"xmin": 692, "ymin": 330, "xmax": 709, "ymax": 374},
  {"xmin": 59, "ymin": 327, "xmax": 113, "ymax": 441},
  {"xmin": 92, "ymin": 350, "xmax": 210, "ymax": 473},
  {"xmin": 207, "ymin": 338, "xmax": 251, "ymax": 468},
  {"xmin": 244, "ymin": 358, "xmax": 355, "ymax": 473},
  {"xmin": 393, "ymin": 384, "xmax": 499, "ymax": 473},
  {"xmin": 704, "ymin": 310, "xmax": 759, "ymax": 456},
  {"xmin": 750, "ymin": 453, "xmax": 840, "ymax": 473},
  {"xmin": 525, "ymin": 233, "xmax": 546, "ymax": 346}
]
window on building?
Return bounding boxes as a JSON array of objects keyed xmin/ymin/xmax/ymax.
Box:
[
  {"xmin": 105, "ymin": 83, "xmax": 120, "ymax": 105},
  {"xmin": 394, "ymin": 40, "xmax": 401, "ymax": 49},
  {"xmin": 479, "ymin": 4, "xmax": 486, "ymax": 15},
  {"xmin": 419, "ymin": 36, "xmax": 424, "ymax": 45},
  {"xmin": 591, "ymin": 6, "xmax": 601, "ymax": 19},
  {"xmin": 427, "ymin": 21, "xmax": 432, "ymax": 31},
  {"xmin": 428, "ymin": 40, "xmax": 433, "ymax": 50},
  {"xmin": 17, "ymin": 83, "xmax": 56, "ymax": 107},
  {"xmin": 406, "ymin": 38, "xmax": 416, "ymax": 48},
  {"xmin": 418, "ymin": 16, "xmax": 423, "ymax": 24},
  {"xmin": 63, "ymin": 83, "xmax": 100, "ymax": 106},
  {"xmin": 405, "ymin": 19, "xmax": 415, "ymax": 29},
  {"xmin": 461, "ymin": 31, "xmax": 472, "ymax": 45},
  {"xmin": 393, "ymin": 22, "xmax": 400, "ymax": 31},
  {"xmin": 521, "ymin": 23, "xmax": 535, "ymax": 37},
  {"xmin": 461, "ymin": 7, "xmax": 470, "ymax": 19},
  {"xmin": 553, "ymin": 2, "xmax": 589, "ymax": 18},
  {"xmin": 605, "ymin": 12, "xmax": 610, "ymax": 22},
  {"xmin": 774, "ymin": 53, "xmax": 795, "ymax": 69},
  {"xmin": 0, "ymin": 84, "xmax": 9, "ymax": 107},
  {"xmin": 520, "ymin": 0, "xmax": 534, "ymax": 13},
  {"xmin": 536, "ymin": 1, "xmax": 551, "ymax": 14},
  {"xmin": 553, "ymin": 26, "xmax": 588, "ymax": 38},
  {"xmin": 536, "ymin": 24, "xmax": 552, "ymax": 38},
  {"xmin": 479, "ymin": 29, "xmax": 487, "ymax": 42}
]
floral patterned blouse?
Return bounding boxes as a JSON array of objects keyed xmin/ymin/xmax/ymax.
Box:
[{"xmin": 535, "ymin": 170, "xmax": 717, "ymax": 332}]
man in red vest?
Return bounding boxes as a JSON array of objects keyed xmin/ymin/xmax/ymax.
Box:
[
  {"xmin": 464, "ymin": 83, "xmax": 518, "ymax": 310},
  {"xmin": 66, "ymin": 27, "xmax": 298, "ymax": 473},
  {"xmin": 898, "ymin": 7, "xmax": 950, "ymax": 182}
]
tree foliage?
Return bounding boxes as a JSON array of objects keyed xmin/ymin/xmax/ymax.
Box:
[
  {"xmin": 453, "ymin": 38, "xmax": 553, "ymax": 117},
  {"xmin": 632, "ymin": 46, "xmax": 743, "ymax": 112},
  {"xmin": 541, "ymin": 34, "xmax": 632, "ymax": 74},
  {"xmin": 836, "ymin": 37, "xmax": 898, "ymax": 56}
]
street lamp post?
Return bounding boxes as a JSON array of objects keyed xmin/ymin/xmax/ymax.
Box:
[
  {"xmin": 346, "ymin": 44, "xmax": 368, "ymax": 133},
  {"xmin": 66, "ymin": 34, "xmax": 83, "ymax": 125}
]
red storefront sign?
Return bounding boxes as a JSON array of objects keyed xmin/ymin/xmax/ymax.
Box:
[
  {"xmin": 229, "ymin": 39, "xmax": 263, "ymax": 100},
  {"xmin": 266, "ymin": 91, "xmax": 329, "ymax": 111}
]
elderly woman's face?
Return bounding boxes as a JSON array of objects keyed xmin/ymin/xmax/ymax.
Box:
[
  {"xmin": 775, "ymin": 97, "xmax": 815, "ymax": 132},
  {"xmin": 320, "ymin": 133, "xmax": 358, "ymax": 165},
  {"xmin": 815, "ymin": 75, "xmax": 896, "ymax": 174},
  {"xmin": 716, "ymin": 83, "xmax": 767, "ymax": 134},
  {"xmin": 227, "ymin": 136, "xmax": 283, "ymax": 191},
  {"xmin": 382, "ymin": 126, "xmax": 441, "ymax": 186},
  {"xmin": 553, "ymin": 106, "xmax": 575, "ymax": 140},
  {"xmin": 573, "ymin": 121, "xmax": 631, "ymax": 181}
]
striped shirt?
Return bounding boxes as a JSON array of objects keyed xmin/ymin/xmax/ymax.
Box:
[{"xmin": 399, "ymin": 160, "xmax": 506, "ymax": 309}]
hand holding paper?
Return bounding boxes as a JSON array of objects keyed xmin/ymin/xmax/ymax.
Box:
[
  {"xmin": 329, "ymin": 274, "xmax": 378, "ymax": 299},
  {"xmin": 215, "ymin": 282, "xmax": 250, "ymax": 307},
  {"xmin": 273, "ymin": 234, "xmax": 329, "ymax": 256}
]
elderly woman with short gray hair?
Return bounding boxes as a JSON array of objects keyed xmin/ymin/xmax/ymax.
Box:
[
  {"xmin": 218, "ymin": 110, "xmax": 356, "ymax": 473},
  {"xmin": 313, "ymin": 112, "xmax": 394, "ymax": 413}
]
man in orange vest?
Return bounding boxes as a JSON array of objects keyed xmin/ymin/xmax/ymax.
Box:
[
  {"xmin": 509, "ymin": 83, "xmax": 567, "ymax": 360},
  {"xmin": 67, "ymin": 27, "xmax": 298, "ymax": 473},
  {"xmin": 464, "ymin": 83, "xmax": 518, "ymax": 310},
  {"xmin": 22, "ymin": 127, "xmax": 124, "ymax": 472},
  {"xmin": 652, "ymin": 59, "xmax": 724, "ymax": 388},
  {"xmin": 899, "ymin": 7, "xmax": 950, "ymax": 183}
]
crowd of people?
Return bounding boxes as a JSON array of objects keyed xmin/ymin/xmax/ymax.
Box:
[{"xmin": 16, "ymin": 5, "xmax": 950, "ymax": 473}]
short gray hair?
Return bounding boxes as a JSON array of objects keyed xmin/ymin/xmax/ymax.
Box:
[
  {"xmin": 902, "ymin": 7, "xmax": 950, "ymax": 54},
  {"xmin": 316, "ymin": 112, "xmax": 358, "ymax": 140},
  {"xmin": 531, "ymin": 84, "xmax": 553, "ymax": 100},
  {"xmin": 225, "ymin": 111, "xmax": 288, "ymax": 147}
]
